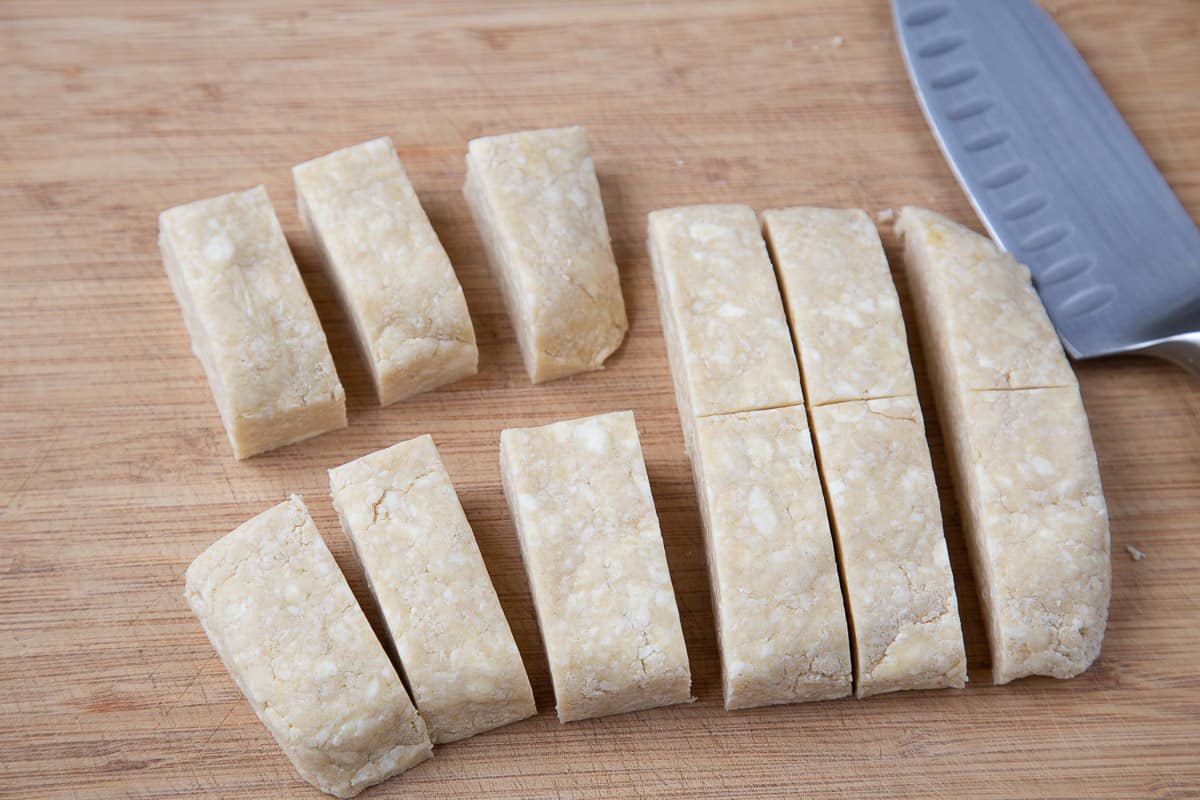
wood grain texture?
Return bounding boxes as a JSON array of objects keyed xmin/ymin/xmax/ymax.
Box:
[{"xmin": 2, "ymin": 1, "xmax": 1199, "ymax": 798}]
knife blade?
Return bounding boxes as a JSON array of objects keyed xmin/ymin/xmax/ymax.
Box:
[{"xmin": 893, "ymin": 0, "xmax": 1200, "ymax": 373}]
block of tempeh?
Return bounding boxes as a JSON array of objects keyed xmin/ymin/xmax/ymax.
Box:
[
  {"xmin": 294, "ymin": 138, "xmax": 478, "ymax": 406},
  {"xmin": 184, "ymin": 496, "xmax": 431, "ymax": 798},
  {"xmin": 463, "ymin": 126, "xmax": 627, "ymax": 384},
  {"xmin": 159, "ymin": 185, "xmax": 346, "ymax": 459},
  {"xmin": 898, "ymin": 206, "xmax": 1110, "ymax": 684},
  {"xmin": 328, "ymin": 435, "xmax": 536, "ymax": 744},
  {"xmin": 648, "ymin": 204, "xmax": 803, "ymax": 451},
  {"xmin": 499, "ymin": 411, "xmax": 692, "ymax": 722},
  {"xmin": 691, "ymin": 407, "xmax": 852, "ymax": 709},
  {"xmin": 763, "ymin": 206, "xmax": 965, "ymax": 697}
]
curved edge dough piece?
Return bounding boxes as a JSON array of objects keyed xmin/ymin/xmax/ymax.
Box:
[
  {"xmin": 896, "ymin": 208, "xmax": 1110, "ymax": 684},
  {"xmin": 895, "ymin": 206, "xmax": 1075, "ymax": 392},
  {"xmin": 954, "ymin": 388, "xmax": 1110, "ymax": 684},
  {"xmin": 183, "ymin": 496, "xmax": 431, "ymax": 798},
  {"xmin": 462, "ymin": 126, "xmax": 627, "ymax": 384},
  {"xmin": 328, "ymin": 435, "xmax": 536, "ymax": 743}
]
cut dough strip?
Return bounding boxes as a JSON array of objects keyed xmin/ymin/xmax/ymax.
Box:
[
  {"xmin": 184, "ymin": 496, "xmax": 431, "ymax": 798},
  {"xmin": 294, "ymin": 138, "xmax": 478, "ymax": 406},
  {"xmin": 809, "ymin": 397, "xmax": 966, "ymax": 696},
  {"xmin": 463, "ymin": 126, "xmax": 627, "ymax": 384},
  {"xmin": 159, "ymin": 186, "xmax": 346, "ymax": 458},
  {"xmin": 692, "ymin": 407, "xmax": 852, "ymax": 708},
  {"xmin": 329, "ymin": 435, "xmax": 536, "ymax": 743},
  {"xmin": 763, "ymin": 206, "xmax": 916, "ymax": 406},
  {"xmin": 648, "ymin": 205, "xmax": 849, "ymax": 709},
  {"xmin": 647, "ymin": 204, "xmax": 804, "ymax": 451},
  {"xmin": 499, "ymin": 411, "xmax": 692, "ymax": 722},
  {"xmin": 763, "ymin": 206, "xmax": 965, "ymax": 698},
  {"xmin": 897, "ymin": 206, "xmax": 1110, "ymax": 684}
]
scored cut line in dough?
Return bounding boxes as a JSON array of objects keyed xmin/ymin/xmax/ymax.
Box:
[
  {"xmin": 897, "ymin": 206, "xmax": 1110, "ymax": 685},
  {"xmin": 762, "ymin": 206, "xmax": 965, "ymax": 698}
]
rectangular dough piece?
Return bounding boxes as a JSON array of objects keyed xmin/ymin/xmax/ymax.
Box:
[
  {"xmin": 762, "ymin": 206, "xmax": 918, "ymax": 405},
  {"xmin": 498, "ymin": 411, "xmax": 692, "ymax": 722},
  {"xmin": 647, "ymin": 204, "xmax": 804, "ymax": 451},
  {"xmin": 691, "ymin": 406, "xmax": 852, "ymax": 709},
  {"xmin": 897, "ymin": 207, "xmax": 1110, "ymax": 684},
  {"xmin": 328, "ymin": 435, "xmax": 536, "ymax": 743},
  {"xmin": 159, "ymin": 186, "xmax": 346, "ymax": 459},
  {"xmin": 184, "ymin": 496, "xmax": 432, "ymax": 798},
  {"xmin": 946, "ymin": 387, "xmax": 1110, "ymax": 685},
  {"xmin": 294, "ymin": 138, "xmax": 478, "ymax": 406},
  {"xmin": 463, "ymin": 126, "xmax": 627, "ymax": 384},
  {"xmin": 809, "ymin": 397, "xmax": 966, "ymax": 697}
]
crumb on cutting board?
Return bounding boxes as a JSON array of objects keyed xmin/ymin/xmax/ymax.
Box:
[{"xmin": 1126, "ymin": 545, "xmax": 1146, "ymax": 561}]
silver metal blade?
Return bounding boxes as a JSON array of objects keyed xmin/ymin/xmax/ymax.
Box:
[{"xmin": 893, "ymin": 0, "xmax": 1200, "ymax": 359}]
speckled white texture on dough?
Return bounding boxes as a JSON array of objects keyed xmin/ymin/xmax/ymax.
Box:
[
  {"xmin": 692, "ymin": 407, "xmax": 852, "ymax": 709},
  {"xmin": 763, "ymin": 206, "xmax": 917, "ymax": 405},
  {"xmin": 184, "ymin": 496, "xmax": 431, "ymax": 798},
  {"xmin": 328, "ymin": 436, "xmax": 535, "ymax": 743},
  {"xmin": 811, "ymin": 397, "xmax": 966, "ymax": 697},
  {"xmin": 294, "ymin": 139, "xmax": 477, "ymax": 406},
  {"xmin": 499, "ymin": 411, "xmax": 692, "ymax": 722},
  {"xmin": 647, "ymin": 204, "xmax": 804, "ymax": 451},
  {"xmin": 896, "ymin": 206, "xmax": 1076, "ymax": 392},
  {"xmin": 897, "ymin": 207, "xmax": 1110, "ymax": 684},
  {"xmin": 158, "ymin": 186, "xmax": 346, "ymax": 458},
  {"xmin": 462, "ymin": 126, "xmax": 627, "ymax": 384}
]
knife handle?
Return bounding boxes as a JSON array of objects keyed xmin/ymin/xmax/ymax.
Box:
[{"xmin": 1125, "ymin": 332, "xmax": 1200, "ymax": 377}]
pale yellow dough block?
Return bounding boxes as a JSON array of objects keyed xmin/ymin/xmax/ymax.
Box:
[
  {"xmin": 463, "ymin": 126, "xmax": 627, "ymax": 384},
  {"xmin": 293, "ymin": 138, "xmax": 478, "ymax": 406},
  {"xmin": 647, "ymin": 204, "xmax": 804, "ymax": 449},
  {"xmin": 951, "ymin": 388, "xmax": 1110, "ymax": 684},
  {"xmin": 328, "ymin": 435, "xmax": 536, "ymax": 744},
  {"xmin": 499, "ymin": 411, "xmax": 692, "ymax": 722},
  {"xmin": 896, "ymin": 206, "xmax": 1075, "ymax": 391},
  {"xmin": 184, "ymin": 496, "xmax": 432, "ymax": 798},
  {"xmin": 897, "ymin": 207, "xmax": 1110, "ymax": 684},
  {"xmin": 692, "ymin": 407, "xmax": 852, "ymax": 709},
  {"xmin": 810, "ymin": 397, "xmax": 966, "ymax": 697},
  {"xmin": 762, "ymin": 206, "xmax": 917, "ymax": 405},
  {"xmin": 159, "ymin": 186, "xmax": 346, "ymax": 459}
]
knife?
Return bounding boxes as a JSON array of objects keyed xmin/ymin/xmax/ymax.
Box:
[{"xmin": 893, "ymin": 0, "xmax": 1200, "ymax": 375}]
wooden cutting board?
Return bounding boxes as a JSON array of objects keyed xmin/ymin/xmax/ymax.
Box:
[{"xmin": 3, "ymin": 2, "xmax": 1199, "ymax": 797}]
